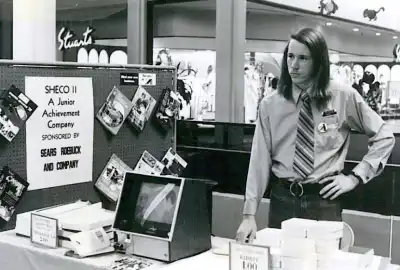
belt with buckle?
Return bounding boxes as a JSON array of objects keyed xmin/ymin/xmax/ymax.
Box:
[
  {"xmin": 276, "ymin": 178, "xmax": 323, "ymax": 197},
  {"xmin": 271, "ymin": 172, "xmax": 340, "ymax": 197}
]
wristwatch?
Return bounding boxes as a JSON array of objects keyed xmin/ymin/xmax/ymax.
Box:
[{"xmin": 349, "ymin": 171, "xmax": 363, "ymax": 184}]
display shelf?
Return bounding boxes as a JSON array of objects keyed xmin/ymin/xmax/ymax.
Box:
[{"xmin": 0, "ymin": 62, "xmax": 176, "ymax": 231}]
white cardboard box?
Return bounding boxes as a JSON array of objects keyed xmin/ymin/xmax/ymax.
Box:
[
  {"xmin": 308, "ymin": 228, "xmax": 343, "ymax": 240},
  {"xmin": 15, "ymin": 201, "xmax": 115, "ymax": 236},
  {"xmin": 253, "ymin": 228, "xmax": 282, "ymax": 248},
  {"xmin": 281, "ymin": 237, "xmax": 316, "ymax": 257},
  {"xmin": 282, "ymin": 218, "xmax": 317, "ymax": 238},
  {"xmin": 281, "ymin": 254, "xmax": 318, "ymax": 270}
]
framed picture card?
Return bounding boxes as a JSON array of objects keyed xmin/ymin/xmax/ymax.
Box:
[
  {"xmin": 229, "ymin": 242, "xmax": 270, "ymax": 270},
  {"xmin": 30, "ymin": 213, "xmax": 58, "ymax": 248}
]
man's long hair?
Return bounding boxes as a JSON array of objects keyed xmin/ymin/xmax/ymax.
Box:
[{"xmin": 278, "ymin": 28, "xmax": 331, "ymax": 110}]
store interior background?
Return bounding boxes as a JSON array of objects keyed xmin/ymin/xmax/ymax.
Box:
[
  {"xmin": 1, "ymin": 0, "xmax": 400, "ymax": 262},
  {"xmin": 2, "ymin": 0, "xmax": 399, "ymax": 123}
]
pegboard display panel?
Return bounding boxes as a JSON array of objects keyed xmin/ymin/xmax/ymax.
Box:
[{"xmin": 0, "ymin": 63, "xmax": 176, "ymax": 231}]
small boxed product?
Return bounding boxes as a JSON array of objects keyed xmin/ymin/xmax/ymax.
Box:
[
  {"xmin": 95, "ymin": 154, "xmax": 132, "ymax": 202},
  {"xmin": 281, "ymin": 218, "xmax": 317, "ymax": 238},
  {"xmin": 281, "ymin": 237, "xmax": 316, "ymax": 257},
  {"xmin": 281, "ymin": 253, "xmax": 317, "ymax": 270},
  {"xmin": 387, "ymin": 265, "xmax": 400, "ymax": 270},
  {"xmin": 253, "ymin": 228, "xmax": 282, "ymax": 248},
  {"xmin": 160, "ymin": 148, "xmax": 187, "ymax": 177},
  {"xmin": 269, "ymin": 249, "xmax": 282, "ymax": 268},
  {"xmin": 308, "ymin": 228, "xmax": 343, "ymax": 241},
  {"xmin": 0, "ymin": 166, "xmax": 29, "ymax": 225},
  {"xmin": 348, "ymin": 246, "xmax": 374, "ymax": 268},
  {"xmin": 96, "ymin": 86, "xmax": 134, "ymax": 135},
  {"xmin": 0, "ymin": 85, "xmax": 37, "ymax": 142},
  {"xmin": 69, "ymin": 227, "xmax": 114, "ymax": 257},
  {"xmin": 314, "ymin": 220, "xmax": 343, "ymax": 231},
  {"xmin": 15, "ymin": 201, "xmax": 115, "ymax": 249},
  {"xmin": 134, "ymin": 151, "xmax": 165, "ymax": 175},
  {"xmin": 317, "ymin": 249, "xmax": 371, "ymax": 269},
  {"xmin": 127, "ymin": 86, "xmax": 157, "ymax": 132},
  {"xmin": 109, "ymin": 256, "xmax": 161, "ymax": 270},
  {"xmin": 154, "ymin": 87, "xmax": 181, "ymax": 130},
  {"xmin": 308, "ymin": 220, "xmax": 343, "ymax": 240},
  {"xmin": 315, "ymin": 238, "xmax": 341, "ymax": 253}
]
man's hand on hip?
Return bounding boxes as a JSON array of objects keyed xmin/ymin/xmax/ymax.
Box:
[{"xmin": 319, "ymin": 173, "xmax": 359, "ymax": 200}]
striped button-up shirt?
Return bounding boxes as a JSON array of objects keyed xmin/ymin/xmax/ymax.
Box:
[{"xmin": 243, "ymin": 80, "xmax": 395, "ymax": 216}]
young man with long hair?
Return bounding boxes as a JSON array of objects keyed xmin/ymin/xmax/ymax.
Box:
[{"xmin": 236, "ymin": 28, "xmax": 395, "ymax": 242}]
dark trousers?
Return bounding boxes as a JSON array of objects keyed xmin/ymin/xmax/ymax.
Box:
[{"xmin": 268, "ymin": 180, "xmax": 342, "ymax": 229}]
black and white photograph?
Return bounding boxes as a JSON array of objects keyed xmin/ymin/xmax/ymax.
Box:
[
  {"xmin": 161, "ymin": 148, "xmax": 187, "ymax": 176},
  {"xmin": 134, "ymin": 151, "xmax": 164, "ymax": 175},
  {"xmin": 134, "ymin": 182, "xmax": 179, "ymax": 227},
  {"xmin": 96, "ymin": 86, "xmax": 133, "ymax": 135},
  {"xmin": 0, "ymin": 166, "xmax": 29, "ymax": 223},
  {"xmin": 0, "ymin": 85, "xmax": 38, "ymax": 142},
  {"xmin": 95, "ymin": 154, "xmax": 132, "ymax": 202},
  {"xmin": 154, "ymin": 87, "xmax": 181, "ymax": 130},
  {"xmin": 109, "ymin": 257, "xmax": 156, "ymax": 270},
  {"xmin": 127, "ymin": 86, "xmax": 157, "ymax": 131}
]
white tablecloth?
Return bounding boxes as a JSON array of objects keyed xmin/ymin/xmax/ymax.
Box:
[
  {"xmin": 0, "ymin": 230, "xmax": 398, "ymax": 270},
  {"xmin": 0, "ymin": 230, "xmax": 164, "ymax": 270},
  {"xmin": 0, "ymin": 230, "xmax": 231, "ymax": 270}
]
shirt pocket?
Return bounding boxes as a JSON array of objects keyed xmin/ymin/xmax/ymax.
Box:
[{"xmin": 315, "ymin": 114, "xmax": 344, "ymax": 151}]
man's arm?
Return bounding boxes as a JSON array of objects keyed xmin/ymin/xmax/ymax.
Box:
[
  {"xmin": 243, "ymin": 98, "xmax": 273, "ymax": 216},
  {"xmin": 346, "ymin": 87, "xmax": 395, "ymax": 183}
]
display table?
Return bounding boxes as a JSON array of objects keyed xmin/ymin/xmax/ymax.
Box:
[
  {"xmin": 0, "ymin": 230, "xmax": 228, "ymax": 270},
  {"xmin": 0, "ymin": 230, "xmax": 398, "ymax": 270},
  {"xmin": 0, "ymin": 230, "xmax": 140, "ymax": 270}
]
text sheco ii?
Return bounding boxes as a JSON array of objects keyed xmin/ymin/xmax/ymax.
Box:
[{"xmin": 0, "ymin": 85, "xmax": 37, "ymax": 142}]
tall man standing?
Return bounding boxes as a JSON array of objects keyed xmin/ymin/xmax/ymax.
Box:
[{"xmin": 236, "ymin": 28, "xmax": 395, "ymax": 242}]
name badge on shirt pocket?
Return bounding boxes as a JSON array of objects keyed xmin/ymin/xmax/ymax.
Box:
[
  {"xmin": 316, "ymin": 113, "xmax": 342, "ymax": 151},
  {"xmin": 318, "ymin": 114, "xmax": 339, "ymax": 133},
  {"xmin": 322, "ymin": 109, "xmax": 337, "ymax": 117}
]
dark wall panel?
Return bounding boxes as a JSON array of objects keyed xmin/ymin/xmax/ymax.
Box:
[{"xmin": 0, "ymin": 63, "xmax": 175, "ymax": 231}]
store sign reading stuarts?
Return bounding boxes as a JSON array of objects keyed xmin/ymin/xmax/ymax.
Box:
[{"xmin": 58, "ymin": 26, "xmax": 94, "ymax": 51}]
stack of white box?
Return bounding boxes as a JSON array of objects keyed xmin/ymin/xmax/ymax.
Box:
[
  {"xmin": 265, "ymin": 218, "xmax": 374, "ymax": 270},
  {"xmin": 252, "ymin": 228, "xmax": 283, "ymax": 269},
  {"xmin": 318, "ymin": 248, "xmax": 374, "ymax": 270},
  {"xmin": 307, "ymin": 220, "xmax": 343, "ymax": 254},
  {"xmin": 278, "ymin": 218, "xmax": 319, "ymax": 270}
]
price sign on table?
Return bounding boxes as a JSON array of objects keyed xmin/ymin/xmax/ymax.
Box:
[
  {"xmin": 30, "ymin": 213, "xmax": 58, "ymax": 248},
  {"xmin": 229, "ymin": 242, "xmax": 270, "ymax": 270}
]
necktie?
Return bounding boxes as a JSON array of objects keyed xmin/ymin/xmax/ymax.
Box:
[{"xmin": 293, "ymin": 91, "xmax": 315, "ymax": 180}]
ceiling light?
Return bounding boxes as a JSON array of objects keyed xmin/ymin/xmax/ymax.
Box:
[
  {"xmin": 326, "ymin": 22, "xmax": 332, "ymax": 26},
  {"xmin": 353, "ymin": 28, "xmax": 359, "ymax": 32},
  {"xmin": 394, "ymin": 36, "xmax": 398, "ymax": 39},
  {"xmin": 376, "ymin": 32, "xmax": 381, "ymax": 36}
]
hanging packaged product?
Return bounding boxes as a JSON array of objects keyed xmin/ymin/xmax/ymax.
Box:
[
  {"xmin": 154, "ymin": 87, "xmax": 181, "ymax": 130},
  {"xmin": 0, "ymin": 166, "xmax": 30, "ymax": 226},
  {"xmin": 0, "ymin": 85, "xmax": 38, "ymax": 142},
  {"xmin": 127, "ymin": 86, "xmax": 157, "ymax": 132},
  {"xmin": 134, "ymin": 151, "xmax": 165, "ymax": 176},
  {"xmin": 161, "ymin": 148, "xmax": 187, "ymax": 177},
  {"xmin": 95, "ymin": 154, "xmax": 133, "ymax": 202},
  {"xmin": 96, "ymin": 86, "xmax": 133, "ymax": 135}
]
